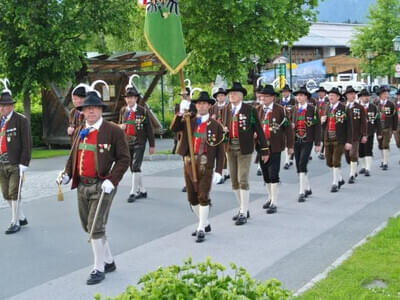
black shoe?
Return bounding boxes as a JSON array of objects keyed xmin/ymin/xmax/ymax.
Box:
[
  {"xmin": 309, "ymin": 156, "xmax": 312, "ymax": 161},
  {"xmin": 232, "ymin": 210, "xmax": 250, "ymax": 221},
  {"xmin": 256, "ymin": 169, "xmax": 262, "ymax": 176},
  {"xmin": 318, "ymin": 153, "xmax": 325, "ymax": 160},
  {"xmin": 182, "ymin": 186, "xmax": 187, "ymax": 192},
  {"xmin": 5, "ymin": 223, "xmax": 21, "ymax": 234},
  {"xmin": 136, "ymin": 192, "xmax": 147, "ymax": 199},
  {"xmin": 289, "ymin": 161, "xmax": 294, "ymax": 166},
  {"xmin": 195, "ymin": 230, "xmax": 205, "ymax": 243},
  {"xmin": 305, "ymin": 189, "xmax": 312, "ymax": 197},
  {"xmin": 235, "ymin": 213, "xmax": 247, "ymax": 225},
  {"xmin": 224, "ymin": 174, "xmax": 230, "ymax": 180},
  {"xmin": 355, "ymin": 172, "xmax": 358, "ymax": 178},
  {"xmin": 330, "ymin": 184, "xmax": 338, "ymax": 193},
  {"xmin": 216, "ymin": 178, "xmax": 225, "ymax": 184},
  {"xmin": 365, "ymin": 170, "xmax": 370, "ymax": 177},
  {"xmin": 127, "ymin": 194, "xmax": 136, "ymax": 203},
  {"xmin": 382, "ymin": 164, "xmax": 388, "ymax": 171},
  {"xmin": 338, "ymin": 179, "xmax": 345, "ymax": 189},
  {"xmin": 104, "ymin": 261, "xmax": 116, "ymax": 273},
  {"xmin": 348, "ymin": 176, "xmax": 355, "ymax": 184},
  {"xmin": 359, "ymin": 168, "xmax": 366, "ymax": 174},
  {"xmin": 19, "ymin": 218, "xmax": 28, "ymax": 226},
  {"xmin": 266, "ymin": 204, "xmax": 277, "ymax": 214},
  {"xmin": 298, "ymin": 194, "xmax": 306, "ymax": 203},
  {"xmin": 262, "ymin": 200, "xmax": 271, "ymax": 209},
  {"xmin": 380, "ymin": 162, "xmax": 383, "ymax": 168},
  {"xmin": 86, "ymin": 270, "xmax": 105, "ymax": 285},
  {"xmin": 284, "ymin": 163, "xmax": 290, "ymax": 170},
  {"xmin": 192, "ymin": 224, "xmax": 211, "ymax": 236}
]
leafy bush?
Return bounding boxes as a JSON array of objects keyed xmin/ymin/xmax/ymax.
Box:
[{"xmin": 94, "ymin": 257, "xmax": 291, "ymax": 300}]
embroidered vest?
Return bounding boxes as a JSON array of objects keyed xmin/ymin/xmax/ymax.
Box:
[
  {"xmin": 193, "ymin": 121, "xmax": 207, "ymax": 154},
  {"xmin": 77, "ymin": 129, "xmax": 98, "ymax": 178}
]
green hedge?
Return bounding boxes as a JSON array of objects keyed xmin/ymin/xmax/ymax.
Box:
[{"xmin": 95, "ymin": 257, "xmax": 291, "ymax": 300}]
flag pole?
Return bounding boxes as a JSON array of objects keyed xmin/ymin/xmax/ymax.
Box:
[{"xmin": 179, "ymin": 69, "xmax": 198, "ymax": 186}]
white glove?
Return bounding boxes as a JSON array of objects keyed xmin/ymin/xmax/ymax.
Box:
[
  {"xmin": 56, "ymin": 171, "xmax": 70, "ymax": 185},
  {"xmin": 212, "ymin": 172, "xmax": 223, "ymax": 185},
  {"xmin": 101, "ymin": 179, "xmax": 114, "ymax": 194},
  {"xmin": 179, "ymin": 100, "xmax": 191, "ymax": 114},
  {"xmin": 19, "ymin": 164, "xmax": 28, "ymax": 176}
]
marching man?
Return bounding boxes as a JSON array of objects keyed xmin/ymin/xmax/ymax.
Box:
[
  {"xmin": 392, "ymin": 90, "xmax": 400, "ymax": 164},
  {"xmin": 210, "ymin": 87, "xmax": 229, "ymax": 183},
  {"xmin": 222, "ymin": 82, "xmax": 269, "ymax": 224},
  {"xmin": 321, "ymin": 88, "xmax": 352, "ymax": 192},
  {"xmin": 316, "ymin": 86, "xmax": 329, "ymax": 159},
  {"xmin": 375, "ymin": 86, "xmax": 397, "ymax": 170},
  {"xmin": 358, "ymin": 89, "xmax": 382, "ymax": 176},
  {"xmin": 291, "ymin": 86, "xmax": 321, "ymax": 202},
  {"xmin": 57, "ymin": 81, "xmax": 130, "ymax": 285},
  {"xmin": 0, "ymin": 79, "xmax": 31, "ymax": 234},
  {"xmin": 67, "ymin": 83, "xmax": 88, "ymax": 138},
  {"xmin": 119, "ymin": 75, "xmax": 155, "ymax": 203},
  {"xmin": 343, "ymin": 86, "xmax": 367, "ymax": 184},
  {"xmin": 170, "ymin": 91, "xmax": 225, "ymax": 242},
  {"xmin": 278, "ymin": 84, "xmax": 296, "ymax": 170},
  {"xmin": 257, "ymin": 85, "xmax": 293, "ymax": 212}
]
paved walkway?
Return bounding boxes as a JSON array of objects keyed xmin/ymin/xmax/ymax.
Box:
[{"xmin": 1, "ymin": 143, "xmax": 400, "ymax": 299}]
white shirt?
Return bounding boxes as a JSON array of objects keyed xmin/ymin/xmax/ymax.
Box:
[
  {"xmin": 196, "ymin": 113, "xmax": 209, "ymax": 123},
  {"xmin": 346, "ymin": 101, "xmax": 354, "ymax": 109},
  {"xmin": 380, "ymin": 99, "xmax": 387, "ymax": 106},
  {"xmin": 126, "ymin": 103, "xmax": 137, "ymax": 112},
  {"xmin": 85, "ymin": 117, "xmax": 103, "ymax": 130},
  {"xmin": 231, "ymin": 102, "xmax": 242, "ymax": 115},
  {"xmin": 330, "ymin": 102, "xmax": 339, "ymax": 110},
  {"xmin": 298, "ymin": 103, "xmax": 307, "ymax": 110}
]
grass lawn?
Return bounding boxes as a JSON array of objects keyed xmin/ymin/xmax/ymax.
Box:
[
  {"xmin": 297, "ymin": 216, "xmax": 400, "ymax": 300},
  {"xmin": 32, "ymin": 149, "xmax": 70, "ymax": 159}
]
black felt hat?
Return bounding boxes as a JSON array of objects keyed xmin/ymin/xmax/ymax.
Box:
[
  {"xmin": 192, "ymin": 91, "xmax": 216, "ymax": 105},
  {"xmin": 226, "ymin": 82, "xmax": 247, "ymax": 96}
]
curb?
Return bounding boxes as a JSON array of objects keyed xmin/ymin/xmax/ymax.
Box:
[{"xmin": 294, "ymin": 209, "xmax": 400, "ymax": 296}]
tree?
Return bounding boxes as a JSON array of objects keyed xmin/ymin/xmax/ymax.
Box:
[
  {"xmin": 350, "ymin": 0, "xmax": 400, "ymax": 80},
  {"xmin": 120, "ymin": 1, "xmax": 318, "ymax": 83},
  {"xmin": 0, "ymin": 0, "xmax": 134, "ymax": 121},
  {"xmin": 180, "ymin": 0, "xmax": 319, "ymax": 82}
]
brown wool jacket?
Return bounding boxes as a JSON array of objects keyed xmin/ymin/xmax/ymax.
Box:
[
  {"xmin": 256, "ymin": 103, "xmax": 294, "ymax": 153},
  {"xmin": 221, "ymin": 103, "xmax": 269, "ymax": 156},
  {"xmin": 3, "ymin": 111, "xmax": 31, "ymax": 166},
  {"xmin": 374, "ymin": 100, "xmax": 398, "ymax": 130},
  {"xmin": 322, "ymin": 102, "xmax": 352, "ymax": 144},
  {"xmin": 170, "ymin": 115, "xmax": 225, "ymax": 174},
  {"xmin": 209, "ymin": 103, "xmax": 227, "ymax": 123},
  {"xmin": 291, "ymin": 104, "xmax": 321, "ymax": 146},
  {"xmin": 347, "ymin": 102, "xmax": 367, "ymax": 141},
  {"xmin": 362, "ymin": 103, "xmax": 382, "ymax": 136},
  {"xmin": 118, "ymin": 105, "xmax": 155, "ymax": 147},
  {"xmin": 65, "ymin": 120, "xmax": 130, "ymax": 189},
  {"xmin": 68, "ymin": 108, "xmax": 85, "ymax": 129}
]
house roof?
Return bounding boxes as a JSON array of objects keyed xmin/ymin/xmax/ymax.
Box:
[{"xmin": 294, "ymin": 22, "xmax": 365, "ymax": 47}]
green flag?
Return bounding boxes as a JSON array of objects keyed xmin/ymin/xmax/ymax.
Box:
[{"xmin": 144, "ymin": 1, "xmax": 187, "ymax": 74}]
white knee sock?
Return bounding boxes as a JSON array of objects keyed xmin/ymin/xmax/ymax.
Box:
[
  {"xmin": 137, "ymin": 173, "xmax": 146, "ymax": 193},
  {"xmin": 332, "ymin": 168, "xmax": 338, "ymax": 185},
  {"xmin": 222, "ymin": 169, "xmax": 229, "ymax": 177},
  {"xmin": 191, "ymin": 204, "xmax": 200, "ymax": 218},
  {"xmin": 18, "ymin": 200, "xmax": 25, "ymax": 220},
  {"xmin": 304, "ymin": 173, "xmax": 311, "ymax": 191},
  {"xmin": 197, "ymin": 205, "xmax": 209, "ymax": 231},
  {"xmin": 284, "ymin": 148, "xmax": 290, "ymax": 164},
  {"xmin": 102, "ymin": 238, "xmax": 113, "ymax": 264},
  {"xmin": 130, "ymin": 172, "xmax": 139, "ymax": 195},
  {"xmin": 266, "ymin": 184, "xmax": 271, "ymax": 201},
  {"xmin": 299, "ymin": 173, "xmax": 305, "ymax": 194},
  {"xmin": 366, "ymin": 156, "xmax": 372, "ymax": 171},
  {"xmin": 383, "ymin": 149, "xmax": 389, "ymax": 165},
  {"xmin": 233, "ymin": 189, "xmax": 241, "ymax": 206},
  {"xmin": 359, "ymin": 157, "xmax": 366, "ymax": 169},
  {"xmin": 337, "ymin": 168, "xmax": 343, "ymax": 181},
  {"xmin": 239, "ymin": 189, "xmax": 249, "ymax": 214},
  {"xmin": 91, "ymin": 238, "xmax": 105, "ymax": 272},
  {"xmin": 350, "ymin": 162, "xmax": 357, "ymax": 177},
  {"xmin": 270, "ymin": 183, "xmax": 278, "ymax": 205},
  {"xmin": 11, "ymin": 201, "xmax": 19, "ymax": 225}
]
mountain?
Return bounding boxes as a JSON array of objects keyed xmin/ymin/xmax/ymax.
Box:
[{"xmin": 316, "ymin": 0, "xmax": 376, "ymax": 23}]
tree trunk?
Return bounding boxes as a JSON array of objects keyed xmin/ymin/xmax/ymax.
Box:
[{"xmin": 23, "ymin": 89, "xmax": 31, "ymax": 124}]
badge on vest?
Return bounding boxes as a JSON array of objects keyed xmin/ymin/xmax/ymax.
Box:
[
  {"xmin": 98, "ymin": 144, "xmax": 111, "ymax": 152},
  {"xmin": 353, "ymin": 108, "xmax": 361, "ymax": 119}
]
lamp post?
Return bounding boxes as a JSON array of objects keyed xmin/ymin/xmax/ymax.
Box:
[
  {"xmin": 366, "ymin": 48, "xmax": 374, "ymax": 89},
  {"xmin": 393, "ymin": 36, "xmax": 400, "ymax": 82}
]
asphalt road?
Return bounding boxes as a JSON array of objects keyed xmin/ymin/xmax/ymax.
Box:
[{"xmin": 1, "ymin": 139, "xmax": 400, "ymax": 299}]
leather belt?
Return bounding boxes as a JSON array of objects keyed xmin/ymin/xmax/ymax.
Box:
[{"xmin": 79, "ymin": 176, "xmax": 99, "ymax": 185}]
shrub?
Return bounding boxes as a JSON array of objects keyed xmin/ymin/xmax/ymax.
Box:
[{"xmin": 94, "ymin": 257, "xmax": 291, "ymax": 300}]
